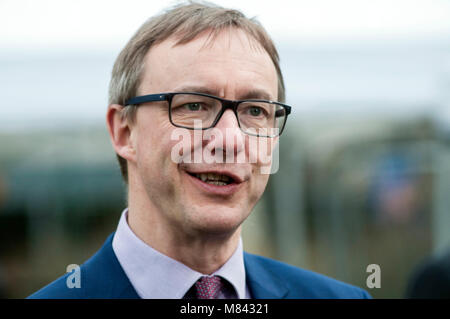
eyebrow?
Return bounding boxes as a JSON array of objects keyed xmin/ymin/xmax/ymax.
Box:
[
  {"xmin": 172, "ymin": 85, "xmax": 275, "ymax": 101},
  {"xmin": 173, "ymin": 85, "xmax": 218, "ymax": 97},
  {"xmin": 239, "ymin": 89, "xmax": 273, "ymax": 101}
]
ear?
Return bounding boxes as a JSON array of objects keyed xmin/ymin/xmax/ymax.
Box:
[{"xmin": 106, "ymin": 104, "xmax": 137, "ymax": 163}]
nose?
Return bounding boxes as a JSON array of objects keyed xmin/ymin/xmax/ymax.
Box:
[{"xmin": 206, "ymin": 109, "xmax": 245, "ymax": 160}]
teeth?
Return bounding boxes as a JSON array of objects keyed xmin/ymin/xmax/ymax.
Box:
[
  {"xmin": 205, "ymin": 181, "xmax": 227, "ymax": 186},
  {"xmin": 194, "ymin": 173, "xmax": 232, "ymax": 184}
]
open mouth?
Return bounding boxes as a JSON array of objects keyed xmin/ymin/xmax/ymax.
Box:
[{"xmin": 187, "ymin": 172, "xmax": 236, "ymax": 186}]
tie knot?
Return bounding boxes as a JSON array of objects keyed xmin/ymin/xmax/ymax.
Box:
[{"xmin": 195, "ymin": 276, "xmax": 223, "ymax": 299}]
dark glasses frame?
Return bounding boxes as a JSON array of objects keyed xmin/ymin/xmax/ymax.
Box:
[{"xmin": 125, "ymin": 92, "xmax": 291, "ymax": 137}]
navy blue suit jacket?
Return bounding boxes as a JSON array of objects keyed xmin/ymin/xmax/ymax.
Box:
[{"xmin": 28, "ymin": 233, "xmax": 371, "ymax": 299}]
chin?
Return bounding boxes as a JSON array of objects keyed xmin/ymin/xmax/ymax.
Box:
[{"xmin": 186, "ymin": 205, "xmax": 249, "ymax": 235}]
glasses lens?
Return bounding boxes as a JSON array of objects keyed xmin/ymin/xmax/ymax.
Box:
[
  {"xmin": 237, "ymin": 101, "xmax": 286, "ymax": 137},
  {"xmin": 170, "ymin": 94, "xmax": 221, "ymax": 128}
]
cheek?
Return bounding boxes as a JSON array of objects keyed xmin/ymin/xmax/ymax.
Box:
[
  {"xmin": 255, "ymin": 173, "xmax": 270, "ymax": 192},
  {"xmin": 134, "ymin": 127, "xmax": 182, "ymax": 199},
  {"xmin": 246, "ymin": 136, "xmax": 277, "ymax": 167},
  {"xmin": 134, "ymin": 109, "xmax": 175, "ymax": 161},
  {"xmin": 247, "ymin": 172, "xmax": 269, "ymax": 209},
  {"xmin": 133, "ymin": 122, "xmax": 177, "ymax": 182}
]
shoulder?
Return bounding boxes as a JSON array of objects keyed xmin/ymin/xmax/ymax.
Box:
[
  {"xmin": 27, "ymin": 264, "xmax": 87, "ymax": 299},
  {"xmin": 27, "ymin": 233, "xmax": 138, "ymax": 299},
  {"xmin": 406, "ymin": 250, "xmax": 450, "ymax": 298},
  {"xmin": 27, "ymin": 275, "xmax": 82, "ymax": 299},
  {"xmin": 27, "ymin": 246, "xmax": 107, "ymax": 299},
  {"xmin": 244, "ymin": 252, "xmax": 371, "ymax": 299}
]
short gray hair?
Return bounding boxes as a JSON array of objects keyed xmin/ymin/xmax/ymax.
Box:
[{"xmin": 109, "ymin": 1, "xmax": 285, "ymax": 182}]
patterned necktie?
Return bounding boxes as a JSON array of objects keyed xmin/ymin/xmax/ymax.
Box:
[{"xmin": 195, "ymin": 276, "xmax": 223, "ymax": 299}]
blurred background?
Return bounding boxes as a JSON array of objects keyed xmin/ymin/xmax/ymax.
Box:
[{"xmin": 1, "ymin": 0, "xmax": 450, "ymax": 298}]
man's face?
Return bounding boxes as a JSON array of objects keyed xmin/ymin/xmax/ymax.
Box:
[{"xmin": 129, "ymin": 28, "xmax": 278, "ymax": 237}]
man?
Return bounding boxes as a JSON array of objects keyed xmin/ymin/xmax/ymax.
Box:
[
  {"xmin": 29, "ymin": 2, "xmax": 371, "ymax": 299},
  {"xmin": 406, "ymin": 249, "xmax": 450, "ymax": 298}
]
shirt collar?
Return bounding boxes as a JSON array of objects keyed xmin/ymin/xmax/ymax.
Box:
[{"xmin": 112, "ymin": 208, "xmax": 248, "ymax": 299}]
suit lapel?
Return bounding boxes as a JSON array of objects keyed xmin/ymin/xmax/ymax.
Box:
[
  {"xmin": 244, "ymin": 252, "xmax": 289, "ymax": 299},
  {"xmin": 83, "ymin": 233, "xmax": 140, "ymax": 299},
  {"xmin": 88, "ymin": 235, "xmax": 290, "ymax": 299}
]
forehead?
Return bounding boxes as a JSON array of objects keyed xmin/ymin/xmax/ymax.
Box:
[{"xmin": 139, "ymin": 28, "xmax": 278, "ymax": 99}]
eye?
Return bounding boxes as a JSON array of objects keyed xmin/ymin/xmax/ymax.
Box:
[
  {"xmin": 184, "ymin": 103, "xmax": 202, "ymax": 111},
  {"xmin": 248, "ymin": 106, "xmax": 262, "ymax": 116}
]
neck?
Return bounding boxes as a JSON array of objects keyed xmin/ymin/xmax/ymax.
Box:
[{"xmin": 126, "ymin": 174, "xmax": 241, "ymax": 275}]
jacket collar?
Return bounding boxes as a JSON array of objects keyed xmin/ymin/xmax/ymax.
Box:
[
  {"xmin": 244, "ymin": 252, "xmax": 289, "ymax": 299},
  {"xmin": 84, "ymin": 233, "xmax": 140, "ymax": 298},
  {"xmin": 90, "ymin": 233, "xmax": 289, "ymax": 299}
]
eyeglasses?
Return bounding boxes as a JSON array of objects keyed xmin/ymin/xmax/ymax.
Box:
[{"xmin": 125, "ymin": 92, "xmax": 291, "ymax": 137}]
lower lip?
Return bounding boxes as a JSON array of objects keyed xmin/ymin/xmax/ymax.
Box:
[{"xmin": 184, "ymin": 171, "xmax": 243, "ymax": 196}]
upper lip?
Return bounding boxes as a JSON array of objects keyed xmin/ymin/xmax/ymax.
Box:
[{"xmin": 184, "ymin": 169, "xmax": 245, "ymax": 184}]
